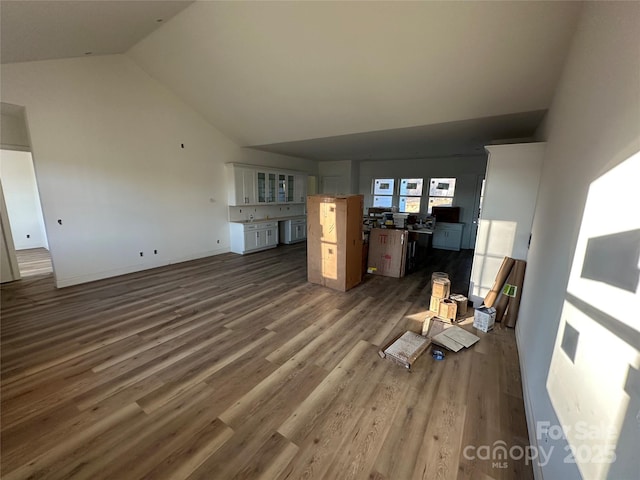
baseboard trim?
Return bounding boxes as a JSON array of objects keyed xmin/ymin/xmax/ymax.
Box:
[
  {"xmin": 516, "ymin": 327, "xmax": 545, "ymax": 480},
  {"xmin": 55, "ymin": 247, "xmax": 231, "ymax": 288}
]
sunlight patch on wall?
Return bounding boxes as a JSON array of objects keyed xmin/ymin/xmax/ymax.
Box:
[
  {"xmin": 547, "ymin": 152, "xmax": 640, "ymax": 479},
  {"xmin": 470, "ymin": 219, "xmax": 517, "ymax": 300}
]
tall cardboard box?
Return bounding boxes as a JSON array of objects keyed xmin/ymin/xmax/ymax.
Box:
[
  {"xmin": 307, "ymin": 195, "xmax": 363, "ymax": 292},
  {"xmin": 367, "ymin": 228, "xmax": 409, "ymax": 278}
]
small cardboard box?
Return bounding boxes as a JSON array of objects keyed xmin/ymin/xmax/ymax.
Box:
[
  {"xmin": 450, "ymin": 294, "xmax": 468, "ymax": 317},
  {"xmin": 429, "ymin": 295, "xmax": 442, "ymax": 313},
  {"xmin": 438, "ymin": 298, "xmax": 458, "ymax": 321},
  {"xmin": 473, "ymin": 306, "xmax": 497, "ymax": 333},
  {"xmin": 432, "ymin": 277, "xmax": 451, "ymax": 299}
]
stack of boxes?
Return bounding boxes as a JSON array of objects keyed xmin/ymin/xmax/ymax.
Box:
[
  {"xmin": 429, "ymin": 274, "xmax": 454, "ymax": 320},
  {"xmin": 428, "ymin": 273, "xmax": 470, "ymax": 324}
]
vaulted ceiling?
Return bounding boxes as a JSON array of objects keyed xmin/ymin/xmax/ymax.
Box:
[
  {"xmin": 0, "ymin": 0, "xmax": 194, "ymax": 64},
  {"xmin": 1, "ymin": 1, "xmax": 583, "ymax": 160}
]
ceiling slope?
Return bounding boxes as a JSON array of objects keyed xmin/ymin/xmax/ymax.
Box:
[
  {"xmin": 128, "ymin": 1, "xmax": 582, "ymax": 148},
  {"xmin": 1, "ymin": 0, "xmax": 194, "ymax": 64}
]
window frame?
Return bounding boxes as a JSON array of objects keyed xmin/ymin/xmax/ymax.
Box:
[
  {"xmin": 427, "ymin": 177, "xmax": 457, "ymax": 214},
  {"xmin": 398, "ymin": 178, "xmax": 424, "ymax": 213},
  {"xmin": 372, "ymin": 178, "xmax": 396, "ymax": 208}
]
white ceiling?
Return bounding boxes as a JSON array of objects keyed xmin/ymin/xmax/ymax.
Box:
[
  {"xmin": 1, "ymin": 1, "xmax": 583, "ymax": 161},
  {"xmin": 0, "ymin": 0, "xmax": 194, "ymax": 64},
  {"xmin": 252, "ymin": 110, "xmax": 547, "ymax": 161}
]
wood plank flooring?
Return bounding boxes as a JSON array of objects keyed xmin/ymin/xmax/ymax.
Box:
[
  {"xmin": 16, "ymin": 247, "xmax": 53, "ymax": 277},
  {"xmin": 1, "ymin": 244, "xmax": 533, "ymax": 480}
]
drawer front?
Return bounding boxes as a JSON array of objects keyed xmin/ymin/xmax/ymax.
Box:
[{"xmin": 244, "ymin": 221, "xmax": 277, "ymax": 231}]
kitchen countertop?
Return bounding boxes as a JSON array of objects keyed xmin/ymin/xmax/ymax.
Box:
[{"xmin": 229, "ymin": 215, "xmax": 306, "ymax": 224}]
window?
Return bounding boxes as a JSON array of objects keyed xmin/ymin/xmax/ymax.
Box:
[
  {"xmin": 428, "ymin": 177, "xmax": 456, "ymax": 213},
  {"xmin": 372, "ymin": 178, "xmax": 395, "ymax": 208},
  {"xmin": 399, "ymin": 178, "xmax": 423, "ymax": 213}
]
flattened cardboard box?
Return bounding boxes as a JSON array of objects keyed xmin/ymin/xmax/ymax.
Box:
[
  {"xmin": 383, "ymin": 331, "xmax": 430, "ymax": 368},
  {"xmin": 431, "ymin": 326, "xmax": 480, "ymax": 352}
]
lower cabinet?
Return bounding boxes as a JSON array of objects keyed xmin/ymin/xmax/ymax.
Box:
[
  {"xmin": 432, "ymin": 222, "xmax": 464, "ymax": 251},
  {"xmin": 230, "ymin": 221, "xmax": 278, "ymax": 254},
  {"xmin": 279, "ymin": 218, "xmax": 307, "ymax": 244}
]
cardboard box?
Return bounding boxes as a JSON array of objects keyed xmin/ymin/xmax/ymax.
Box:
[
  {"xmin": 429, "ymin": 295, "xmax": 442, "ymax": 313},
  {"xmin": 432, "ymin": 277, "xmax": 451, "ymax": 299},
  {"xmin": 421, "ymin": 311, "xmax": 439, "ymax": 336},
  {"xmin": 438, "ymin": 298, "xmax": 458, "ymax": 320},
  {"xmin": 367, "ymin": 228, "xmax": 409, "ymax": 278},
  {"xmin": 383, "ymin": 331, "xmax": 430, "ymax": 369},
  {"xmin": 307, "ymin": 195, "xmax": 363, "ymax": 291},
  {"xmin": 450, "ymin": 294, "xmax": 468, "ymax": 317},
  {"xmin": 473, "ymin": 306, "xmax": 496, "ymax": 333}
]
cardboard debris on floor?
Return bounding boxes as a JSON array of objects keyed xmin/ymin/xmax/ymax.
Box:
[
  {"xmin": 421, "ymin": 311, "xmax": 438, "ymax": 336},
  {"xmin": 382, "ymin": 331, "xmax": 431, "ymax": 369},
  {"xmin": 431, "ymin": 325, "xmax": 480, "ymax": 352},
  {"xmin": 423, "ymin": 316, "xmax": 481, "ymax": 353}
]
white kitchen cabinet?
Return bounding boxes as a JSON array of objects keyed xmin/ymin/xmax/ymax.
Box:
[
  {"xmin": 226, "ymin": 165, "xmax": 256, "ymax": 206},
  {"xmin": 286, "ymin": 174, "xmax": 296, "ymax": 203},
  {"xmin": 432, "ymin": 222, "xmax": 464, "ymax": 251},
  {"xmin": 279, "ymin": 218, "xmax": 307, "ymax": 244},
  {"xmin": 227, "ymin": 164, "xmax": 308, "ymax": 205},
  {"xmin": 294, "ymin": 174, "xmax": 307, "ymax": 203},
  {"xmin": 230, "ymin": 221, "xmax": 279, "ymax": 254},
  {"xmin": 256, "ymin": 170, "xmax": 277, "ymax": 204}
]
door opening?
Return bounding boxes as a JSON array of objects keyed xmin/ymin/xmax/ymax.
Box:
[{"xmin": 0, "ymin": 149, "xmax": 52, "ymax": 278}]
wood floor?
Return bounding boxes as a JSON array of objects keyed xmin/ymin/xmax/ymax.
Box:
[
  {"xmin": 16, "ymin": 247, "xmax": 53, "ymax": 277},
  {"xmin": 0, "ymin": 244, "xmax": 532, "ymax": 480}
]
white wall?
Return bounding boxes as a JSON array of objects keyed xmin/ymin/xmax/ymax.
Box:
[
  {"xmin": 358, "ymin": 156, "xmax": 487, "ymax": 249},
  {"xmin": 517, "ymin": 2, "xmax": 640, "ymax": 479},
  {"xmin": 0, "ymin": 54, "xmax": 317, "ymax": 287},
  {"xmin": 1, "ymin": 109, "xmax": 30, "ymax": 151},
  {"xmin": 318, "ymin": 160, "xmax": 354, "ymax": 195},
  {"xmin": 0, "ymin": 150, "xmax": 48, "ymax": 250}
]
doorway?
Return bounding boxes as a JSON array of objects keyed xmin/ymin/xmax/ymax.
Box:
[
  {"xmin": 0, "ymin": 149, "xmax": 51, "ymax": 278},
  {"xmin": 468, "ymin": 175, "xmax": 485, "ymax": 250}
]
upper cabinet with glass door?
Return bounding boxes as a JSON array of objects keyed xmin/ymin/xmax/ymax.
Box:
[
  {"xmin": 286, "ymin": 174, "xmax": 295, "ymax": 203},
  {"xmin": 278, "ymin": 173, "xmax": 287, "ymax": 203},
  {"xmin": 257, "ymin": 170, "xmax": 277, "ymax": 203},
  {"xmin": 227, "ymin": 164, "xmax": 307, "ymax": 205}
]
